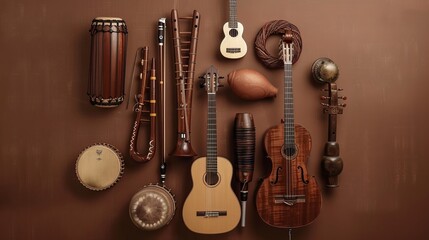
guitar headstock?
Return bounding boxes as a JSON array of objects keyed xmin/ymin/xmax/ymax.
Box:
[
  {"xmin": 201, "ymin": 65, "xmax": 222, "ymax": 94},
  {"xmin": 321, "ymin": 83, "xmax": 347, "ymax": 115},
  {"xmin": 281, "ymin": 29, "xmax": 294, "ymax": 64}
]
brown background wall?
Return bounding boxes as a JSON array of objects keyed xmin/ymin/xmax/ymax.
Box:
[{"xmin": 1, "ymin": 0, "xmax": 429, "ymax": 239}]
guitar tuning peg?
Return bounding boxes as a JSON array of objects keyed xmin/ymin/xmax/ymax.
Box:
[
  {"xmin": 320, "ymin": 96, "xmax": 330, "ymax": 100},
  {"xmin": 338, "ymin": 88, "xmax": 344, "ymax": 91},
  {"xmin": 219, "ymin": 76, "xmax": 225, "ymax": 79},
  {"xmin": 321, "ymin": 103, "xmax": 329, "ymax": 107},
  {"xmin": 339, "ymin": 96, "xmax": 347, "ymax": 100},
  {"xmin": 218, "ymin": 84, "xmax": 225, "ymax": 88},
  {"xmin": 199, "ymin": 81, "xmax": 206, "ymax": 89},
  {"xmin": 339, "ymin": 103, "xmax": 347, "ymax": 107}
]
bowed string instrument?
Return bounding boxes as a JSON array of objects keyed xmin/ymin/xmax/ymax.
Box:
[{"xmin": 256, "ymin": 29, "xmax": 322, "ymax": 233}]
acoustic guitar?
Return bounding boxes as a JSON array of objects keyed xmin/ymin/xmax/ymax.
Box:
[
  {"xmin": 255, "ymin": 31, "xmax": 322, "ymax": 228},
  {"xmin": 220, "ymin": 0, "xmax": 247, "ymax": 59},
  {"xmin": 182, "ymin": 66, "xmax": 240, "ymax": 234}
]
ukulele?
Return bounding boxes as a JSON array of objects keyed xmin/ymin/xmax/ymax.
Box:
[
  {"xmin": 182, "ymin": 66, "xmax": 240, "ymax": 234},
  {"xmin": 220, "ymin": 0, "xmax": 247, "ymax": 59},
  {"xmin": 256, "ymin": 31, "xmax": 322, "ymax": 228}
]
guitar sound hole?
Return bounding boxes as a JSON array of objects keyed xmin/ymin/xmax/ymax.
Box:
[
  {"xmin": 229, "ymin": 29, "xmax": 238, "ymax": 37},
  {"xmin": 205, "ymin": 172, "xmax": 219, "ymax": 186},
  {"xmin": 283, "ymin": 146, "xmax": 296, "ymax": 158}
]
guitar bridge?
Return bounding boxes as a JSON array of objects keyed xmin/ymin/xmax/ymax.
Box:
[
  {"xmin": 226, "ymin": 48, "xmax": 241, "ymax": 53},
  {"xmin": 196, "ymin": 211, "xmax": 227, "ymax": 218},
  {"xmin": 274, "ymin": 195, "xmax": 306, "ymax": 206}
]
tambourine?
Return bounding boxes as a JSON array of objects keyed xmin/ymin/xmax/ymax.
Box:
[
  {"xmin": 75, "ymin": 143, "xmax": 124, "ymax": 191},
  {"xmin": 129, "ymin": 183, "xmax": 176, "ymax": 230}
]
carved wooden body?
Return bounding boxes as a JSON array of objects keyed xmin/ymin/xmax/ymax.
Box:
[
  {"xmin": 182, "ymin": 156, "xmax": 240, "ymax": 234},
  {"xmin": 170, "ymin": 9, "xmax": 200, "ymax": 157},
  {"xmin": 227, "ymin": 69, "xmax": 277, "ymax": 100},
  {"xmin": 256, "ymin": 123, "xmax": 322, "ymax": 228}
]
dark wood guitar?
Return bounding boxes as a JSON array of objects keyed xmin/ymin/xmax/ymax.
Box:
[
  {"xmin": 182, "ymin": 66, "xmax": 240, "ymax": 234},
  {"xmin": 256, "ymin": 31, "xmax": 322, "ymax": 228}
]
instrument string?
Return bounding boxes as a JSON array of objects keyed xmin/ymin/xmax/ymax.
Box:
[
  {"xmin": 283, "ymin": 39, "xmax": 294, "ymax": 198},
  {"xmin": 283, "ymin": 41, "xmax": 289, "ymax": 198}
]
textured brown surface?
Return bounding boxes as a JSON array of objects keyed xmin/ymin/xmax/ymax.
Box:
[
  {"xmin": 1, "ymin": 0, "xmax": 429, "ymax": 239},
  {"xmin": 228, "ymin": 69, "xmax": 277, "ymax": 100}
]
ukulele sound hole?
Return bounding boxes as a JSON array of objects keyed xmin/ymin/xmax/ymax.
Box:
[
  {"xmin": 204, "ymin": 172, "xmax": 220, "ymax": 187},
  {"xmin": 229, "ymin": 29, "xmax": 238, "ymax": 37}
]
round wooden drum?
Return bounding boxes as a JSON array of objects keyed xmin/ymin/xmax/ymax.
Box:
[
  {"xmin": 88, "ymin": 17, "xmax": 128, "ymax": 107},
  {"xmin": 129, "ymin": 184, "xmax": 176, "ymax": 230},
  {"xmin": 76, "ymin": 143, "xmax": 124, "ymax": 191}
]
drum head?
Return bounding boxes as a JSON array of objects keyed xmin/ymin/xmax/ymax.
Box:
[
  {"xmin": 76, "ymin": 143, "xmax": 124, "ymax": 191},
  {"xmin": 129, "ymin": 184, "xmax": 176, "ymax": 230}
]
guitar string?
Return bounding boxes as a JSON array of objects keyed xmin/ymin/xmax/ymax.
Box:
[
  {"xmin": 229, "ymin": 0, "xmax": 237, "ymax": 28},
  {"xmin": 283, "ymin": 41, "xmax": 289, "ymax": 199},
  {"xmin": 283, "ymin": 41, "xmax": 294, "ymax": 199}
]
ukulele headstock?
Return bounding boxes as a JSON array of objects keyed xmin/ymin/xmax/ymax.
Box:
[{"xmin": 321, "ymin": 83, "xmax": 347, "ymax": 115}]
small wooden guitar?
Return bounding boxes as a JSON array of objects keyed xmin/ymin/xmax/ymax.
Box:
[
  {"xmin": 182, "ymin": 66, "xmax": 240, "ymax": 234},
  {"xmin": 256, "ymin": 31, "xmax": 322, "ymax": 228},
  {"xmin": 220, "ymin": 0, "xmax": 247, "ymax": 59}
]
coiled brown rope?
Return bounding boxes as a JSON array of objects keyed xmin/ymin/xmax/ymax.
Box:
[{"xmin": 254, "ymin": 20, "xmax": 302, "ymax": 68}]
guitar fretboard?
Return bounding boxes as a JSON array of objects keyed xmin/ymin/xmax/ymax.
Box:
[
  {"xmin": 284, "ymin": 62, "xmax": 295, "ymax": 148},
  {"xmin": 207, "ymin": 93, "xmax": 218, "ymax": 173},
  {"xmin": 228, "ymin": 0, "xmax": 238, "ymax": 28}
]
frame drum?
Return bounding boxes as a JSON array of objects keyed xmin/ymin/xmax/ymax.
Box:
[
  {"xmin": 76, "ymin": 143, "xmax": 124, "ymax": 191},
  {"xmin": 88, "ymin": 17, "xmax": 128, "ymax": 107},
  {"xmin": 129, "ymin": 184, "xmax": 176, "ymax": 230}
]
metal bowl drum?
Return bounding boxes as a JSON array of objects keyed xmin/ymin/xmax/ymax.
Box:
[
  {"xmin": 129, "ymin": 184, "xmax": 176, "ymax": 231},
  {"xmin": 311, "ymin": 57, "xmax": 339, "ymax": 84}
]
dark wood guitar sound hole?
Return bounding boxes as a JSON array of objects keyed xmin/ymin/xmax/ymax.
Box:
[
  {"xmin": 229, "ymin": 29, "xmax": 238, "ymax": 37},
  {"xmin": 282, "ymin": 145, "xmax": 297, "ymax": 158},
  {"xmin": 204, "ymin": 172, "xmax": 220, "ymax": 186}
]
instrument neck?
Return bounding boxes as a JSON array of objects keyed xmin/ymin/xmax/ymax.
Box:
[
  {"xmin": 328, "ymin": 115, "xmax": 337, "ymax": 142},
  {"xmin": 228, "ymin": 0, "xmax": 238, "ymax": 28},
  {"xmin": 284, "ymin": 62, "xmax": 295, "ymax": 148},
  {"xmin": 327, "ymin": 83, "xmax": 339, "ymax": 142},
  {"xmin": 207, "ymin": 93, "xmax": 218, "ymax": 173}
]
